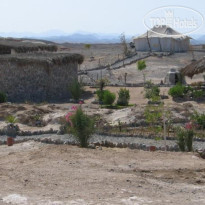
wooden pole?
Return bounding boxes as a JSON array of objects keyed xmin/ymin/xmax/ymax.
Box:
[{"xmin": 163, "ymin": 109, "xmax": 167, "ymax": 152}]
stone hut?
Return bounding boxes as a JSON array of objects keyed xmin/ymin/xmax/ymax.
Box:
[
  {"xmin": 0, "ymin": 53, "xmax": 84, "ymax": 102},
  {"xmin": 164, "ymin": 68, "xmax": 186, "ymax": 85}
]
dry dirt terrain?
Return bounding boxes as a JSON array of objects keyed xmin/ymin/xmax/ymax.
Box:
[
  {"xmin": 0, "ymin": 87, "xmax": 204, "ymax": 131},
  {"xmin": 0, "ymin": 44, "xmax": 204, "ymax": 204},
  {"xmin": 0, "ymin": 86, "xmax": 204, "ymax": 132},
  {"xmin": 61, "ymin": 43, "xmax": 205, "ymax": 85},
  {"xmin": 0, "ymin": 142, "xmax": 205, "ymax": 205},
  {"xmin": 60, "ymin": 43, "xmax": 124, "ymax": 70}
]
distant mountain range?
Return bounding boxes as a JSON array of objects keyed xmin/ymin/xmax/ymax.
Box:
[
  {"xmin": 44, "ymin": 33, "xmax": 127, "ymax": 44},
  {"xmin": 0, "ymin": 30, "xmax": 133, "ymax": 44},
  {"xmin": 0, "ymin": 30, "xmax": 204, "ymax": 44}
]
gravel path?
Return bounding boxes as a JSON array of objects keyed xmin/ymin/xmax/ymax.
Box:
[{"xmin": 1, "ymin": 134, "xmax": 205, "ymax": 151}]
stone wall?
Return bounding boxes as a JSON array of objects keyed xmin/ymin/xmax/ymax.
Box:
[{"xmin": 0, "ymin": 60, "xmax": 78, "ymax": 102}]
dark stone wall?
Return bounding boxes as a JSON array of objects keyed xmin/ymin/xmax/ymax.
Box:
[{"xmin": 0, "ymin": 61, "xmax": 78, "ymax": 102}]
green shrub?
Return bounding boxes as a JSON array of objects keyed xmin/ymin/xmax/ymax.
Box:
[
  {"xmin": 183, "ymin": 86, "xmax": 193, "ymax": 95},
  {"xmin": 102, "ymin": 90, "xmax": 116, "ymax": 105},
  {"xmin": 144, "ymin": 104, "xmax": 163, "ymax": 135},
  {"xmin": 70, "ymin": 107, "xmax": 95, "ymax": 148},
  {"xmin": 117, "ymin": 88, "xmax": 130, "ymax": 106},
  {"xmin": 168, "ymin": 83, "xmax": 185, "ymax": 98},
  {"xmin": 176, "ymin": 127, "xmax": 186, "ymax": 152},
  {"xmin": 185, "ymin": 130, "xmax": 193, "ymax": 152},
  {"xmin": 176, "ymin": 126, "xmax": 193, "ymax": 152},
  {"xmin": 96, "ymin": 90, "xmax": 104, "ymax": 102},
  {"xmin": 192, "ymin": 90, "xmax": 204, "ymax": 99},
  {"xmin": 69, "ymin": 80, "xmax": 84, "ymax": 101},
  {"xmin": 6, "ymin": 115, "xmax": 18, "ymax": 124},
  {"xmin": 150, "ymin": 95, "xmax": 161, "ymax": 103},
  {"xmin": 0, "ymin": 92, "xmax": 7, "ymax": 103},
  {"xmin": 137, "ymin": 60, "xmax": 146, "ymax": 71},
  {"xmin": 192, "ymin": 111, "xmax": 205, "ymax": 129},
  {"xmin": 144, "ymin": 81, "xmax": 160, "ymax": 99}
]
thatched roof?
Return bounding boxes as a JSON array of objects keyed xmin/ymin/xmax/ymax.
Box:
[
  {"xmin": 134, "ymin": 25, "xmax": 190, "ymax": 40},
  {"xmin": 0, "ymin": 37, "xmax": 57, "ymax": 53},
  {"xmin": 181, "ymin": 57, "xmax": 205, "ymax": 78},
  {"xmin": 0, "ymin": 53, "xmax": 84, "ymax": 66}
]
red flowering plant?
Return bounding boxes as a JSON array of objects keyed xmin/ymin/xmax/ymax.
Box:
[
  {"xmin": 184, "ymin": 122, "xmax": 194, "ymax": 152},
  {"xmin": 65, "ymin": 104, "xmax": 95, "ymax": 148},
  {"xmin": 185, "ymin": 122, "xmax": 194, "ymax": 130},
  {"xmin": 65, "ymin": 106, "xmax": 78, "ymax": 127}
]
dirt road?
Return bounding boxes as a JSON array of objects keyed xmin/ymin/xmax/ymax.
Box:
[{"xmin": 0, "ymin": 142, "xmax": 205, "ymax": 205}]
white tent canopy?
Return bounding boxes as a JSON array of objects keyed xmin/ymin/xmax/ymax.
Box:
[{"xmin": 133, "ymin": 25, "xmax": 190, "ymax": 52}]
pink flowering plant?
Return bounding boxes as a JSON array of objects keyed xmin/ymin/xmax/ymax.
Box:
[
  {"xmin": 185, "ymin": 122, "xmax": 194, "ymax": 130},
  {"xmin": 65, "ymin": 105, "xmax": 95, "ymax": 148},
  {"xmin": 176, "ymin": 122, "xmax": 194, "ymax": 152},
  {"xmin": 65, "ymin": 106, "xmax": 78, "ymax": 127},
  {"xmin": 184, "ymin": 122, "xmax": 194, "ymax": 152}
]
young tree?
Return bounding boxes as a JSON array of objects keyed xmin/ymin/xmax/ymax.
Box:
[
  {"xmin": 120, "ymin": 33, "xmax": 129, "ymax": 57},
  {"xmin": 96, "ymin": 78, "xmax": 109, "ymax": 102},
  {"xmin": 84, "ymin": 44, "xmax": 91, "ymax": 50},
  {"xmin": 137, "ymin": 60, "xmax": 147, "ymax": 85},
  {"xmin": 84, "ymin": 44, "xmax": 92, "ymax": 58}
]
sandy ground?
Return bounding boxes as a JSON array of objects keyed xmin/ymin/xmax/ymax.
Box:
[
  {"xmin": 67, "ymin": 43, "xmax": 205, "ymax": 85},
  {"xmin": 61, "ymin": 43, "xmax": 124, "ymax": 70},
  {"xmin": 0, "ymin": 141, "xmax": 205, "ymax": 205},
  {"xmin": 83, "ymin": 52, "xmax": 205, "ymax": 85}
]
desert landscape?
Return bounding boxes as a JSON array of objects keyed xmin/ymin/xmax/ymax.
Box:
[
  {"xmin": 0, "ymin": 142, "xmax": 205, "ymax": 205},
  {"xmin": 0, "ymin": 1, "xmax": 205, "ymax": 205},
  {"xmin": 0, "ymin": 43, "xmax": 205, "ymax": 204}
]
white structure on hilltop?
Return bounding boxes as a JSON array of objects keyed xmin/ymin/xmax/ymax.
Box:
[{"xmin": 133, "ymin": 25, "xmax": 190, "ymax": 52}]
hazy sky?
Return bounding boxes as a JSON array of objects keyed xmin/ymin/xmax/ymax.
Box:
[{"xmin": 0, "ymin": 0, "xmax": 204, "ymax": 35}]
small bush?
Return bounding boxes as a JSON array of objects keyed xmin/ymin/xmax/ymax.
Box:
[
  {"xmin": 6, "ymin": 115, "xmax": 18, "ymax": 124},
  {"xmin": 144, "ymin": 104, "xmax": 163, "ymax": 135},
  {"xmin": 183, "ymin": 86, "xmax": 193, "ymax": 95},
  {"xmin": 192, "ymin": 90, "xmax": 204, "ymax": 99},
  {"xmin": 70, "ymin": 107, "xmax": 95, "ymax": 148},
  {"xmin": 69, "ymin": 80, "xmax": 84, "ymax": 101},
  {"xmin": 117, "ymin": 88, "xmax": 130, "ymax": 106},
  {"xmin": 0, "ymin": 92, "xmax": 7, "ymax": 103},
  {"xmin": 96, "ymin": 90, "xmax": 104, "ymax": 102},
  {"xmin": 168, "ymin": 83, "xmax": 185, "ymax": 98},
  {"xmin": 185, "ymin": 130, "xmax": 193, "ymax": 152},
  {"xmin": 176, "ymin": 126, "xmax": 194, "ymax": 152},
  {"xmin": 144, "ymin": 81, "xmax": 160, "ymax": 99},
  {"xmin": 137, "ymin": 60, "xmax": 146, "ymax": 71},
  {"xmin": 176, "ymin": 127, "xmax": 186, "ymax": 152},
  {"xmin": 192, "ymin": 111, "xmax": 205, "ymax": 129},
  {"xmin": 102, "ymin": 90, "xmax": 116, "ymax": 105}
]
